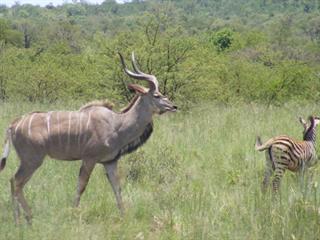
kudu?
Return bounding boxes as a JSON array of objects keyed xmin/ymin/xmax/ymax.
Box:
[{"xmin": 0, "ymin": 52, "xmax": 177, "ymax": 224}]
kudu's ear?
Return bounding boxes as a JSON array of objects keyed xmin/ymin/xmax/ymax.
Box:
[{"xmin": 128, "ymin": 84, "xmax": 148, "ymax": 95}]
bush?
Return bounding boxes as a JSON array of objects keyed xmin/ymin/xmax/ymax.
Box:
[{"xmin": 210, "ymin": 28, "xmax": 234, "ymax": 52}]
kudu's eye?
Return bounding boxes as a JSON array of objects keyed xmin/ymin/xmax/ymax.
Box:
[{"xmin": 154, "ymin": 94, "xmax": 161, "ymax": 98}]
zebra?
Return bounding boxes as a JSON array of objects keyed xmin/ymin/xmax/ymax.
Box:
[{"xmin": 255, "ymin": 116, "xmax": 320, "ymax": 192}]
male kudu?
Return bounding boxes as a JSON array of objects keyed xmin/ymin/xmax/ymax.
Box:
[{"xmin": 0, "ymin": 52, "xmax": 177, "ymax": 224}]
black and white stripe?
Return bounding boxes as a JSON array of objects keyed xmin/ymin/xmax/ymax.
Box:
[{"xmin": 255, "ymin": 116, "xmax": 320, "ymax": 192}]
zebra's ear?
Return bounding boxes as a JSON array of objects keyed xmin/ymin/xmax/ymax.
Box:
[
  {"xmin": 299, "ymin": 117, "xmax": 306, "ymax": 125},
  {"xmin": 299, "ymin": 117, "xmax": 308, "ymax": 130}
]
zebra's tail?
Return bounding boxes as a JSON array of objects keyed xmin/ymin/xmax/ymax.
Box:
[
  {"xmin": 255, "ymin": 136, "xmax": 268, "ymax": 151},
  {"xmin": 0, "ymin": 128, "xmax": 11, "ymax": 172}
]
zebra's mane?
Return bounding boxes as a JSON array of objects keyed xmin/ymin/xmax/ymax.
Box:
[{"xmin": 304, "ymin": 116, "xmax": 315, "ymax": 141}]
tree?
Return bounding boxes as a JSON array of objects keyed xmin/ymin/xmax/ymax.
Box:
[
  {"xmin": 0, "ymin": 19, "xmax": 23, "ymax": 47},
  {"xmin": 210, "ymin": 28, "xmax": 234, "ymax": 52}
]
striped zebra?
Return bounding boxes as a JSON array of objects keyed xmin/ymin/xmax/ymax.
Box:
[{"xmin": 255, "ymin": 116, "xmax": 320, "ymax": 192}]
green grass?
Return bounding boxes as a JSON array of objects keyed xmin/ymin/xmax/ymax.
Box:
[{"xmin": 1, "ymin": 101, "xmax": 320, "ymax": 239}]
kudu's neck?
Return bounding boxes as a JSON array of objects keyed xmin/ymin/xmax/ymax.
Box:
[
  {"xmin": 120, "ymin": 96, "xmax": 153, "ymax": 134},
  {"xmin": 304, "ymin": 121, "xmax": 317, "ymax": 145}
]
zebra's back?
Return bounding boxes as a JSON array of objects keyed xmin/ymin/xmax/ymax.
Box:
[{"xmin": 268, "ymin": 136, "xmax": 314, "ymax": 172}]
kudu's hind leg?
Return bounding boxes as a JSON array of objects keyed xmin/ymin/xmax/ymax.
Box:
[
  {"xmin": 10, "ymin": 178, "xmax": 21, "ymax": 224},
  {"xmin": 11, "ymin": 159, "xmax": 44, "ymax": 224},
  {"xmin": 103, "ymin": 160, "xmax": 124, "ymax": 215},
  {"xmin": 74, "ymin": 160, "xmax": 95, "ymax": 207}
]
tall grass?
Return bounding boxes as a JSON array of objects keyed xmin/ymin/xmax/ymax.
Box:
[{"xmin": 0, "ymin": 101, "xmax": 320, "ymax": 239}]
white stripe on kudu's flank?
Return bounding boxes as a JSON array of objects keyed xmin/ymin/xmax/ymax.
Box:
[
  {"xmin": 14, "ymin": 116, "xmax": 24, "ymax": 133},
  {"xmin": 47, "ymin": 111, "xmax": 52, "ymax": 136},
  {"xmin": 20, "ymin": 115, "xmax": 28, "ymax": 134},
  {"xmin": 86, "ymin": 110, "xmax": 91, "ymax": 131},
  {"xmin": 83, "ymin": 110, "xmax": 92, "ymax": 146},
  {"xmin": 67, "ymin": 111, "xmax": 72, "ymax": 148},
  {"xmin": 28, "ymin": 113, "xmax": 36, "ymax": 137},
  {"xmin": 78, "ymin": 112, "xmax": 83, "ymax": 151},
  {"xmin": 57, "ymin": 111, "xmax": 61, "ymax": 147}
]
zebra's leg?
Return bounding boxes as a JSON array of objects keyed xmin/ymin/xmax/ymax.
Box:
[
  {"xmin": 297, "ymin": 161, "xmax": 306, "ymax": 190},
  {"xmin": 272, "ymin": 167, "xmax": 286, "ymax": 193},
  {"xmin": 299, "ymin": 163, "xmax": 313, "ymax": 196},
  {"xmin": 308, "ymin": 168, "xmax": 316, "ymax": 192},
  {"xmin": 261, "ymin": 151, "xmax": 273, "ymax": 192},
  {"xmin": 308, "ymin": 167, "xmax": 314, "ymax": 186}
]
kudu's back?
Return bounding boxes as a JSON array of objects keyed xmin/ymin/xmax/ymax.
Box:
[{"xmin": 9, "ymin": 105, "xmax": 113, "ymax": 161}]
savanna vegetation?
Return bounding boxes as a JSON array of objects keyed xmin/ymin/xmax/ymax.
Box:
[
  {"xmin": 1, "ymin": 0, "xmax": 320, "ymax": 105},
  {"xmin": 1, "ymin": 102, "xmax": 320, "ymax": 239},
  {"xmin": 1, "ymin": 0, "xmax": 320, "ymax": 239}
]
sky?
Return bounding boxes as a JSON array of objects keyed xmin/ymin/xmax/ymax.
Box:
[{"xmin": 1, "ymin": 0, "xmax": 126, "ymax": 7}]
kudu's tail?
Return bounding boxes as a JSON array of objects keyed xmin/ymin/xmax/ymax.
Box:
[{"xmin": 0, "ymin": 128, "xmax": 11, "ymax": 172}]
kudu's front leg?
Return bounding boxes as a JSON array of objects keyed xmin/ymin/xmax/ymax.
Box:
[
  {"xmin": 74, "ymin": 160, "xmax": 95, "ymax": 207},
  {"xmin": 103, "ymin": 160, "xmax": 124, "ymax": 215}
]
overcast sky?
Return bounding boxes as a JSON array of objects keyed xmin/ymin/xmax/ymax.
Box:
[{"xmin": 1, "ymin": 0, "xmax": 126, "ymax": 7}]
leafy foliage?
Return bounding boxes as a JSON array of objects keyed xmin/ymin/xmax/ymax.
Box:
[
  {"xmin": 210, "ymin": 28, "xmax": 234, "ymax": 52},
  {"xmin": 0, "ymin": 0, "xmax": 320, "ymax": 105}
]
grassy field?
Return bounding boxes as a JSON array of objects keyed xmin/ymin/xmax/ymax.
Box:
[{"xmin": 0, "ymin": 101, "xmax": 320, "ymax": 240}]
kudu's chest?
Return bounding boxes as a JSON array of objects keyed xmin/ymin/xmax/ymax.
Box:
[{"xmin": 98, "ymin": 122, "xmax": 154, "ymax": 163}]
